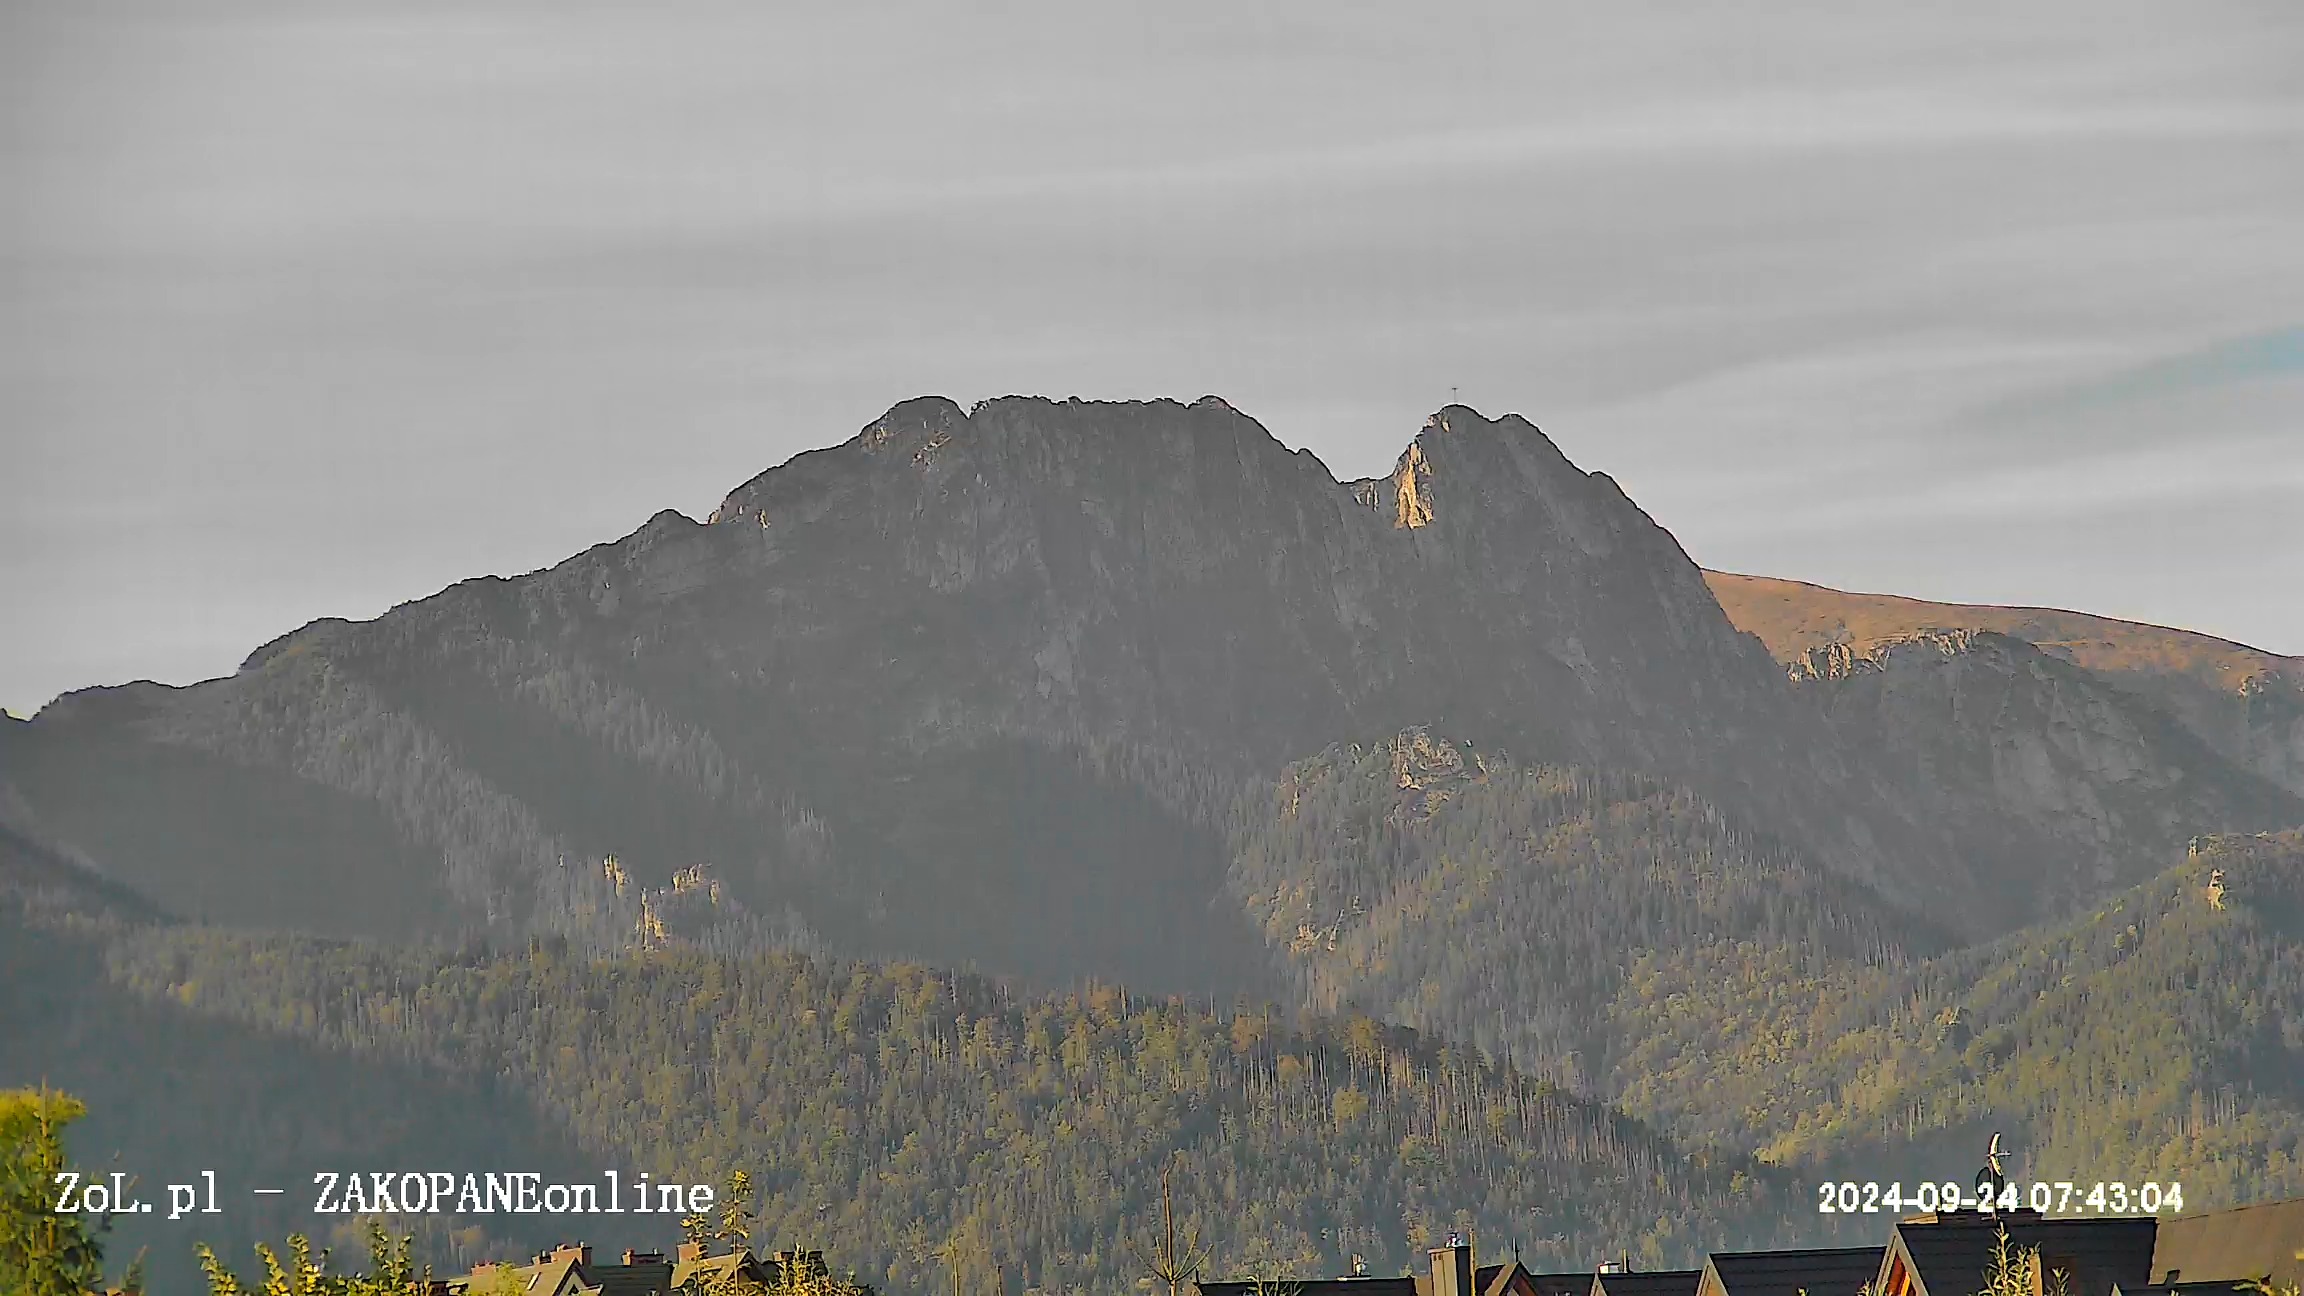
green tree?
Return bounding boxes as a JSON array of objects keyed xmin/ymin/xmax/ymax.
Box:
[
  {"xmin": 0, "ymin": 1086, "xmax": 131, "ymax": 1296},
  {"xmin": 198, "ymin": 1224, "xmax": 426, "ymax": 1296},
  {"xmin": 1976, "ymin": 1229, "xmax": 2053, "ymax": 1296},
  {"xmin": 684, "ymin": 1169, "xmax": 759, "ymax": 1252},
  {"xmin": 196, "ymin": 1234, "xmax": 330, "ymax": 1296},
  {"xmin": 766, "ymin": 1248, "xmax": 874, "ymax": 1296}
]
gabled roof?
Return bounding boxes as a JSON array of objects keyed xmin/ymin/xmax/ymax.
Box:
[
  {"xmin": 1528, "ymin": 1275, "xmax": 1594, "ymax": 1296},
  {"xmin": 1454, "ymin": 1262, "xmax": 1539, "ymax": 1296},
  {"xmin": 672, "ymin": 1250, "xmax": 774, "ymax": 1291},
  {"xmin": 1702, "ymin": 1246, "xmax": 1886, "ymax": 1296},
  {"xmin": 1593, "ymin": 1269, "xmax": 1702, "ymax": 1296},
  {"xmin": 1885, "ymin": 1211, "xmax": 2158, "ymax": 1296},
  {"xmin": 509, "ymin": 1253, "xmax": 592, "ymax": 1296},
  {"xmin": 2151, "ymin": 1198, "xmax": 2304, "ymax": 1288}
]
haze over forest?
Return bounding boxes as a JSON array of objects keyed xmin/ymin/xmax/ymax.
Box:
[{"xmin": 6, "ymin": 5, "xmax": 2303, "ymax": 1296}]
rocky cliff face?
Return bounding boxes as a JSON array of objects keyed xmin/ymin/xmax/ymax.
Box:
[
  {"xmin": 1710, "ymin": 571, "xmax": 2304, "ymax": 799},
  {"xmin": 1781, "ymin": 628, "xmax": 2304, "ymax": 915},
  {"xmin": 5, "ymin": 398, "xmax": 2134, "ymax": 989},
  {"xmin": 565, "ymin": 396, "xmax": 1996, "ymax": 928}
]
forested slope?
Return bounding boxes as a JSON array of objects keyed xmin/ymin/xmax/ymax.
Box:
[
  {"xmin": 0, "ymin": 836, "xmax": 596, "ymax": 1296},
  {"xmin": 1727, "ymin": 828, "xmax": 2304, "ymax": 1199},
  {"xmin": 1225, "ymin": 741, "xmax": 2304, "ymax": 1206},
  {"xmin": 1224, "ymin": 729, "xmax": 1940, "ymax": 1101},
  {"xmin": 81, "ymin": 925, "xmax": 1827, "ymax": 1292}
]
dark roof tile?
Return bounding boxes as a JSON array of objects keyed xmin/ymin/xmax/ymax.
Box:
[
  {"xmin": 2151, "ymin": 1199, "xmax": 2304, "ymax": 1288},
  {"xmin": 1200, "ymin": 1279, "xmax": 1420, "ymax": 1296},
  {"xmin": 1595, "ymin": 1270, "xmax": 1702, "ymax": 1296},
  {"xmin": 2114, "ymin": 1282, "xmax": 2263, "ymax": 1296},
  {"xmin": 1894, "ymin": 1212, "xmax": 2158, "ymax": 1296},
  {"xmin": 1706, "ymin": 1247, "xmax": 1886, "ymax": 1296}
]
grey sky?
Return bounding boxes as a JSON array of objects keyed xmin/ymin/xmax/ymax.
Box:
[{"xmin": 5, "ymin": 1, "xmax": 2301, "ymax": 717}]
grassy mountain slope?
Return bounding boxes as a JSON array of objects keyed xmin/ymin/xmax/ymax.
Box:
[{"xmin": 1707, "ymin": 571, "xmax": 2304, "ymax": 797}]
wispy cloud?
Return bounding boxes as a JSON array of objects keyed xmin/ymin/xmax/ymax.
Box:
[
  {"xmin": 1974, "ymin": 326, "xmax": 2304, "ymax": 424},
  {"xmin": 5, "ymin": 0, "xmax": 2303, "ymax": 713}
]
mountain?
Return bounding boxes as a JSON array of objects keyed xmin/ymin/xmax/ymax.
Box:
[
  {"xmin": 11, "ymin": 396, "xmax": 2304, "ymax": 1291},
  {"xmin": 1707, "ymin": 572, "xmax": 2304, "ymax": 795},
  {"xmin": 1706, "ymin": 574, "xmax": 2304, "ymax": 913},
  {"xmin": 4, "ymin": 398, "xmax": 2015, "ymax": 999}
]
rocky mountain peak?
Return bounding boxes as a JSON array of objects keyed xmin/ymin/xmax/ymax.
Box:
[{"xmin": 13, "ymin": 393, "xmax": 2065, "ymax": 968}]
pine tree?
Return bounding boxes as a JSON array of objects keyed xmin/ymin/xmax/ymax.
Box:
[{"xmin": 0, "ymin": 1086, "xmax": 127, "ymax": 1296}]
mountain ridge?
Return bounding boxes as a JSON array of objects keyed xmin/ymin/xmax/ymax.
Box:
[
  {"xmin": 7, "ymin": 396, "xmax": 2012, "ymax": 977},
  {"xmin": 10, "ymin": 395, "xmax": 2304, "ymax": 1293},
  {"xmin": 1707, "ymin": 570, "xmax": 2304, "ymax": 799}
]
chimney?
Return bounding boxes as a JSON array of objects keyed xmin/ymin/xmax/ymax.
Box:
[
  {"xmin": 623, "ymin": 1250, "xmax": 665, "ymax": 1266},
  {"xmin": 678, "ymin": 1241, "xmax": 708, "ymax": 1263},
  {"xmin": 1430, "ymin": 1241, "xmax": 1474, "ymax": 1296}
]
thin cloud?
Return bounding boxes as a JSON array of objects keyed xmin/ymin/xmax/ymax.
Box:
[{"xmin": 1974, "ymin": 325, "xmax": 2304, "ymax": 423}]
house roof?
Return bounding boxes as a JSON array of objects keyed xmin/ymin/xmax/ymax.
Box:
[
  {"xmin": 2113, "ymin": 1282, "xmax": 2264, "ymax": 1296},
  {"xmin": 1704, "ymin": 1246, "xmax": 1886, "ymax": 1296},
  {"xmin": 1528, "ymin": 1275, "xmax": 1594, "ymax": 1296},
  {"xmin": 1889, "ymin": 1211, "xmax": 2159, "ymax": 1296},
  {"xmin": 672, "ymin": 1251, "xmax": 773, "ymax": 1290},
  {"xmin": 583, "ymin": 1259, "xmax": 676, "ymax": 1296},
  {"xmin": 2151, "ymin": 1198, "xmax": 2304, "ymax": 1288},
  {"xmin": 1198, "ymin": 1278, "xmax": 1419, "ymax": 1296},
  {"xmin": 505, "ymin": 1253, "xmax": 591, "ymax": 1296},
  {"xmin": 1437, "ymin": 1262, "xmax": 1534, "ymax": 1296},
  {"xmin": 1593, "ymin": 1270, "xmax": 1702, "ymax": 1296}
]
